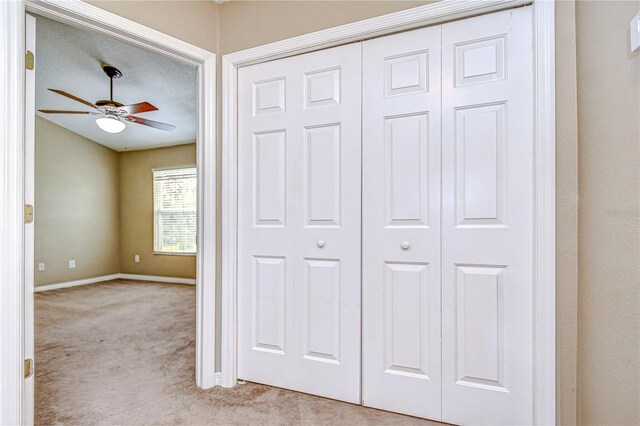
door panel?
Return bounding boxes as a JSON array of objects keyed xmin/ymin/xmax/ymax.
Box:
[
  {"xmin": 238, "ymin": 43, "xmax": 362, "ymax": 403},
  {"xmin": 253, "ymin": 130, "xmax": 286, "ymax": 226},
  {"xmin": 454, "ymin": 265, "xmax": 506, "ymax": 390},
  {"xmin": 455, "ymin": 103, "xmax": 506, "ymax": 225},
  {"xmin": 252, "ymin": 256, "xmax": 286, "ymax": 353},
  {"xmin": 304, "ymin": 124, "xmax": 341, "ymax": 226},
  {"xmin": 302, "ymin": 258, "xmax": 341, "ymax": 362},
  {"xmin": 385, "ymin": 113, "xmax": 429, "ymax": 226},
  {"xmin": 441, "ymin": 7, "xmax": 534, "ymax": 425},
  {"xmin": 384, "ymin": 262, "xmax": 430, "ymax": 378},
  {"xmin": 362, "ymin": 25, "xmax": 442, "ymax": 421}
]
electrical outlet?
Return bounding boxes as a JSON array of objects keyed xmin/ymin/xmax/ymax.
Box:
[
  {"xmin": 38, "ymin": 263, "xmax": 45, "ymax": 272},
  {"xmin": 68, "ymin": 260, "xmax": 76, "ymax": 269},
  {"xmin": 134, "ymin": 254, "xmax": 140, "ymax": 263}
]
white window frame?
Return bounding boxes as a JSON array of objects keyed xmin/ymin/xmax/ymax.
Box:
[{"xmin": 153, "ymin": 165, "xmax": 198, "ymax": 256}]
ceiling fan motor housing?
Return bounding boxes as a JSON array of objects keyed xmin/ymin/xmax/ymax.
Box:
[
  {"xmin": 101, "ymin": 64, "xmax": 122, "ymax": 79},
  {"xmin": 95, "ymin": 100, "xmax": 124, "ymax": 108}
]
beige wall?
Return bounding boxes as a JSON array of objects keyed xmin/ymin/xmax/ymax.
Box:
[
  {"xmin": 35, "ymin": 118, "xmax": 196, "ymax": 284},
  {"xmin": 576, "ymin": 1, "xmax": 640, "ymax": 424},
  {"xmin": 35, "ymin": 116, "xmax": 120, "ymax": 285},
  {"xmin": 75, "ymin": 1, "xmax": 640, "ymax": 424},
  {"xmin": 88, "ymin": 0, "xmax": 218, "ymax": 53},
  {"xmin": 217, "ymin": 1, "xmax": 432, "ymax": 55},
  {"xmin": 119, "ymin": 144, "xmax": 197, "ymax": 278}
]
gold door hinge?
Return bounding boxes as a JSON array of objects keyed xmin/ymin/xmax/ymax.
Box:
[
  {"xmin": 24, "ymin": 358, "xmax": 33, "ymax": 379},
  {"xmin": 24, "ymin": 204, "xmax": 33, "ymax": 224},
  {"xmin": 25, "ymin": 50, "xmax": 34, "ymax": 70}
]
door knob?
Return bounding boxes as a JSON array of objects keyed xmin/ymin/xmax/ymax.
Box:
[
  {"xmin": 400, "ymin": 241, "xmax": 411, "ymax": 250},
  {"xmin": 317, "ymin": 240, "xmax": 325, "ymax": 248}
]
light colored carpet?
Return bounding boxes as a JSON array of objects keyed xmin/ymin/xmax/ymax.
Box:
[{"xmin": 35, "ymin": 280, "xmax": 439, "ymax": 425}]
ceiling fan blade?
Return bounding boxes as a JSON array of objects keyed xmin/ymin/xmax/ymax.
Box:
[
  {"xmin": 125, "ymin": 115, "xmax": 176, "ymax": 132},
  {"xmin": 117, "ymin": 102, "xmax": 158, "ymax": 115},
  {"xmin": 48, "ymin": 89, "xmax": 97, "ymax": 109},
  {"xmin": 39, "ymin": 109, "xmax": 97, "ymax": 114}
]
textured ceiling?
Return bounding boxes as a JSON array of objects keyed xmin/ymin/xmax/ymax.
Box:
[{"xmin": 35, "ymin": 15, "xmax": 197, "ymax": 152}]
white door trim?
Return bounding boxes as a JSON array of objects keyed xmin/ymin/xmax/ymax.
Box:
[
  {"xmin": 0, "ymin": 1, "xmax": 216, "ymax": 423},
  {"xmin": 221, "ymin": 1, "xmax": 556, "ymax": 424},
  {"xmin": 532, "ymin": 2, "xmax": 556, "ymax": 424},
  {"xmin": 1, "ymin": 2, "xmax": 27, "ymax": 423}
]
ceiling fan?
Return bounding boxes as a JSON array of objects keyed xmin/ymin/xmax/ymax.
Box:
[{"xmin": 39, "ymin": 64, "xmax": 175, "ymax": 134}]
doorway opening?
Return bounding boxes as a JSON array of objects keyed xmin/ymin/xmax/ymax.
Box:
[
  {"xmin": 5, "ymin": 2, "xmax": 218, "ymax": 423},
  {"xmin": 29, "ymin": 13, "xmax": 203, "ymax": 423}
]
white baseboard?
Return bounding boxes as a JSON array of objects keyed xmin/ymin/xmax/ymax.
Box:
[
  {"xmin": 118, "ymin": 273, "xmax": 196, "ymax": 285},
  {"xmin": 34, "ymin": 274, "xmax": 120, "ymax": 292},
  {"xmin": 35, "ymin": 273, "xmax": 196, "ymax": 292}
]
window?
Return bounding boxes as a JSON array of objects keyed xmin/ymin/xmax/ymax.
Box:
[{"xmin": 153, "ymin": 167, "xmax": 197, "ymax": 254}]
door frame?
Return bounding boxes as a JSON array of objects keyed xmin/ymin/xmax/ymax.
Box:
[
  {"xmin": 0, "ymin": 1, "xmax": 216, "ymax": 424},
  {"xmin": 221, "ymin": 0, "xmax": 556, "ymax": 424}
]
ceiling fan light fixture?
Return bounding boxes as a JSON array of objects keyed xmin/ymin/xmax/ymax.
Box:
[{"xmin": 96, "ymin": 115, "xmax": 126, "ymax": 134}]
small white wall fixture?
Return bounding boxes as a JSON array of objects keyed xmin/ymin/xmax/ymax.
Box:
[
  {"xmin": 0, "ymin": 1, "xmax": 216, "ymax": 424},
  {"xmin": 221, "ymin": 0, "xmax": 556, "ymax": 424},
  {"xmin": 631, "ymin": 11, "xmax": 640, "ymax": 52}
]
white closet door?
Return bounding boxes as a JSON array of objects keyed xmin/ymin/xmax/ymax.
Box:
[
  {"xmin": 237, "ymin": 43, "xmax": 362, "ymax": 403},
  {"xmin": 362, "ymin": 26, "xmax": 442, "ymax": 420},
  {"xmin": 441, "ymin": 7, "xmax": 534, "ymax": 425}
]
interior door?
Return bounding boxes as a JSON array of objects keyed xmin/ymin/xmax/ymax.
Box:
[
  {"xmin": 237, "ymin": 43, "xmax": 362, "ymax": 403},
  {"xmin": 361, "ymin": 26, "xmax": 442, "ymax": 420},
  {"xmin": 441, "ymin": 7, "xmax": 534, "ymax": 425},
  {"xmin": 236, "ymin": 6, "xmax": 534, "ymax": 422},
  {"xmin": 24, "ymin": 12, "xmax": 36, "ymax": 426}
]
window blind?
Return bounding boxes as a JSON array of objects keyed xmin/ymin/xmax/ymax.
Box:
[{"xmin": 153, "ymin": 167, "xmax": 197, "ymax": 254}]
